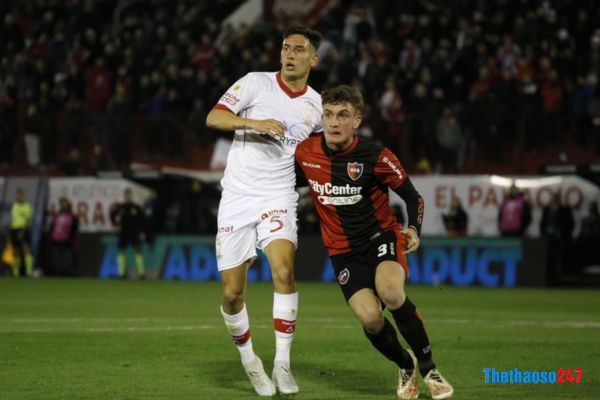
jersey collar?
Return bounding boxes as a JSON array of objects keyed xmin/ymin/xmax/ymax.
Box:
[
  {"xmin": 276, "ymin": 71, "xmax": 308, "ymax": 98},
  {"xmin": 321, "ymin": 134, "xmax": 359, "ymax": 158}
]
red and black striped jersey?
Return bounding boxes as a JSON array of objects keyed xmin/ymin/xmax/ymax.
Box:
[{"xmin": 295, "ymin": 133, "xmax": 424, "ymax": 256}]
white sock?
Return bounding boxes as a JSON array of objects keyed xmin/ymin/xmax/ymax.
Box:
[
  {"xmin": 273, "ymin": 292, "xmax": 298, "ymax": 363},
  {"xmin": 221, "ymin": 304, "xmax": 256, "ymax": 365}
]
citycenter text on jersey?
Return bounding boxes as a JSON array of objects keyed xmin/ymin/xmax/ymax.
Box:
[
  {"xmin": 308, "ymin": 179, "xmax": 363, "ymax": 196},
  {"xmin": 308, "ymin": 179, "xmax": 364, "ymax": 206}
]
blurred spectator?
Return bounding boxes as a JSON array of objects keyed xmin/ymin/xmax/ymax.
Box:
[
  {"xmin": 498, "ymin": 183, "xmax": 531, "ymax": 237},
  {"xmin": 89, "ymin": 144, "xmax": 110, "ymax": 174},
  {"xmin": 579, "ymin": 201, "xmax": 600, "ymax": 239},
  {"xmin": 540, "ymin": 193, "xmax": 575, "ymax": 240},
  {"xmin": 415, "ymin": 156, "xmax": 433, "ymax": 175},
  {"xmin": 343, "ymin": 3, "xmax": 376, "ymax": 50},
  {"xmin": 442, "ymin": 197, "xmax": 468, "ymax": 237},
  {"xmin": 379, "ymin": 79, "xmax": 405, "ymax": 154},
  {"xmin": 540, "ymin": 69, "xmax": 565, "ymax": 148},
  {"xmin": 86, "ymin": 57, "xmax": 113, "ymax": 112},
  {"xmin": 107, "ymin": 83, "xmax": 133, "ymax": 168},
  {"xmin": 48, "ymin": 198, "xmax": 79, "ymax": 276},
  {"xmin": 10, "ymin": 189, "xmax": 34, "ymax": 277},
  {"xmin": 110, "ymin": 188, "xmax": 146, "ymax": 279},
  {"xmin": 399, "ymin": 39, "xmax": 422, "ymax": 72},
  {"xmin": 24, "ymin": 103, "xmax": 42, "ymax": 167},
  {"xmin": 61, "ymin": 147, "xmax": 83, "ymax": 176},
  {"xmin": 575, "ymin": 201, "xmax": 600, "ymax": 271},
  {"xmin": 435, "ymin": 108, "xmax": 464, "ymax": 173},
  {"xmin": 571, "ymin": 74, "xmax": 596, "ymax": 148},
  {"xmin": 540, "ymin": 192, "xmax": 575, "ymax": 279},
  {"xmin": 497, "ymin": 35, "xmax": 521, "ymax": 71}
]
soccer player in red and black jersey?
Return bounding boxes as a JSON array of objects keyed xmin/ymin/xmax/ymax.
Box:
[{"xmin": 295, "ymin": 85, "xmax": 453, "ymax": 400}]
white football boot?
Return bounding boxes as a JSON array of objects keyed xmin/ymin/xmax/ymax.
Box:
[
  {"xmin": 272, "ymin": 360, "xmax": 299, "ymax": 394},
  {"xmin": 424, "ymin": 368, "xmax": 454, "ymax": 399},
  {"xmin": 243, "ymin": 356, "xmax": 276, "ymax": 396},
  {"xmin": 397, "ymin": 349, "xmax": 419, "ymax": 399}
]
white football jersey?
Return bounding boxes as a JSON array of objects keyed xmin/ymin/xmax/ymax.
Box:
[{"xmin": 215, "ymin": 72, "xmax": 323, "ymax": 196}]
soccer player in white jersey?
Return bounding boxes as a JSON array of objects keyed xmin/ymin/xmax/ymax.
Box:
[{"xmin": 205, "ymin": 26, "xmax": 322, "ymax": 396}]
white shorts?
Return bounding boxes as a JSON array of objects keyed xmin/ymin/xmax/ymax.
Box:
[{"xmin": 216, "ymin": 190, "xmax": 299, "ymax": 271}]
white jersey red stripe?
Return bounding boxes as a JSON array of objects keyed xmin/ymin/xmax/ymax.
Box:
[{"xmin": 215, "ymin": 71, "xmax": 322, "ymax": 196}]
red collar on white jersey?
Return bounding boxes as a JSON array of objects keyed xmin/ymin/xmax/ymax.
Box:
[{"xmin": 276, "ymin": 71, "xmax": 308, "ymax": 98}]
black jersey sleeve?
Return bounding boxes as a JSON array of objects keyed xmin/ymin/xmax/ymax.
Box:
[
  {"xmin": 375, "ymin": 148, "xmax": 424, "ymax": 235},
  {"xmin": 393, "ymin": 178, "xmax": 424, "ymax": 235}
]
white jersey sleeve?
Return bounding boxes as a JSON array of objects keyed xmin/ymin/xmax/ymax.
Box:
[{"xmin": 216, "ymin": 73, "xmax": 260, "ymax": 114}]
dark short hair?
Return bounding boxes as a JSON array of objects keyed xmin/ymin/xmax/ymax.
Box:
[
  {"xmin": 283, "ymin": 25, "xmax": 322, "ymax": 51},
  {"xmin": 322, "ymin": 85, "xmax": 364, "ymax": 115}
]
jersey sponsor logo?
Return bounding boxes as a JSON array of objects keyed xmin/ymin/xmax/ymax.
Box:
[
  {"xmin": 251, "ymin": 131, "xmax": 302, "ymax": 147},
  {"xmin": 260, "ymin": 209, "xmax": 288, "ymax": 219},
  {"xmin": 347, "ymin": 162, "xmax": 364, "ymax": 181},
  {"xmin": 302, "ymin": 161, "xmax": 321, "ymax": 169},
  {"xmin": 308, "ymin": 179, "xmax": 363, "ymax": 196},
  {"xmin": 220, "ymin": 92, "xmax": 241, "ymax": 106},
  {"xmin": 218, "ymin": 225, "xmax": 235, "ymax": 233},
  {"xmin": 338, "ymin": 268, "xmax": 350, "ymax": 285},
  {"xmin": 284, "ymin": 120, "xmax": 308, "ymax": 139},
  {"xmin": 309, "ymin": 179, "xmax": 363, "ymax": 206},
  {"xmin": 276, "ymin": 135, "xmax": 301, "ymax": 146},
  {"xmin": 318, "ymin": 194, "xmax": 362, "ymax": 206},
  {"xmin": 383, "ymin": 156, "xmax": 403, "ymax": 180}
]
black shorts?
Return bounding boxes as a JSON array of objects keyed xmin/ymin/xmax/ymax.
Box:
[
  {"xmin": 330, "ymin": 229, "xmax": 409, "ymax": 302},
  {"xmin": 118, "ymin": 233, "xmax": 141, "ymax": 249}
]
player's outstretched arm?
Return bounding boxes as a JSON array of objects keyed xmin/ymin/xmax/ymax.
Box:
[{"xmin": 206, "ymin": 109, "xmax": 285, "ymax": 138}]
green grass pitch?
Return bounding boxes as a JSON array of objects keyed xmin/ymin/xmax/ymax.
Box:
[{"xmin": 0, "ymin": 278, "xmax": 598, "ymax": 399}]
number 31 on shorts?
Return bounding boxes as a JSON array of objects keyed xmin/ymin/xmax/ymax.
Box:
[{"xmin": 377, "ymin": 242, "xmax": 396, "ymax": 257}]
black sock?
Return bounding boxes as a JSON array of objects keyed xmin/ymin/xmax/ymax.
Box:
[
  {"xmin": 390, "ymin": 298, "xmax": 436, "ymax": 377},
  {"xmin": 364, "ymin": 317, "xmax": 414, "ymax": 370}
]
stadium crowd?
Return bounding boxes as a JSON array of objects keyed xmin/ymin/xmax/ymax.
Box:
[{"xmin": 1, "ymin": 0, "xmax": 600, "ymax": 174}]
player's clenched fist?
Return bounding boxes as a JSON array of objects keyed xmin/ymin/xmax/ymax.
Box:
[
  {"xmin": 251, "ymin": 119, "xmax": 286, "ymax": 138},
  {"xmin": 403, "ymin": 227, "xmax": 420, "ymax": 254}
]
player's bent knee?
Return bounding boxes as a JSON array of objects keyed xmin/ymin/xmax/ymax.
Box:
[
  {"xmin": 378, "ymin": 286, "xmax": 406, "ymax": 310},
  {"xmin": 358, "ymin": 309, "xmax": 384, "ymax": 333}
]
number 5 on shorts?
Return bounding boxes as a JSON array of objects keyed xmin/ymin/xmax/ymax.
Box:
[{"xmin": 270, "ymin": 215, "xmax": 283, "ymax": 233}]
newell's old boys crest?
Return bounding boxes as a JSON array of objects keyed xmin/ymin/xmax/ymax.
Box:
[
  {"xmin": 338, "ymin": 268, "xmax": 350, "ymax": 285},
  {"xmin": 347, "ymin": 162, "xmax": 363, "ymax": 181}
]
